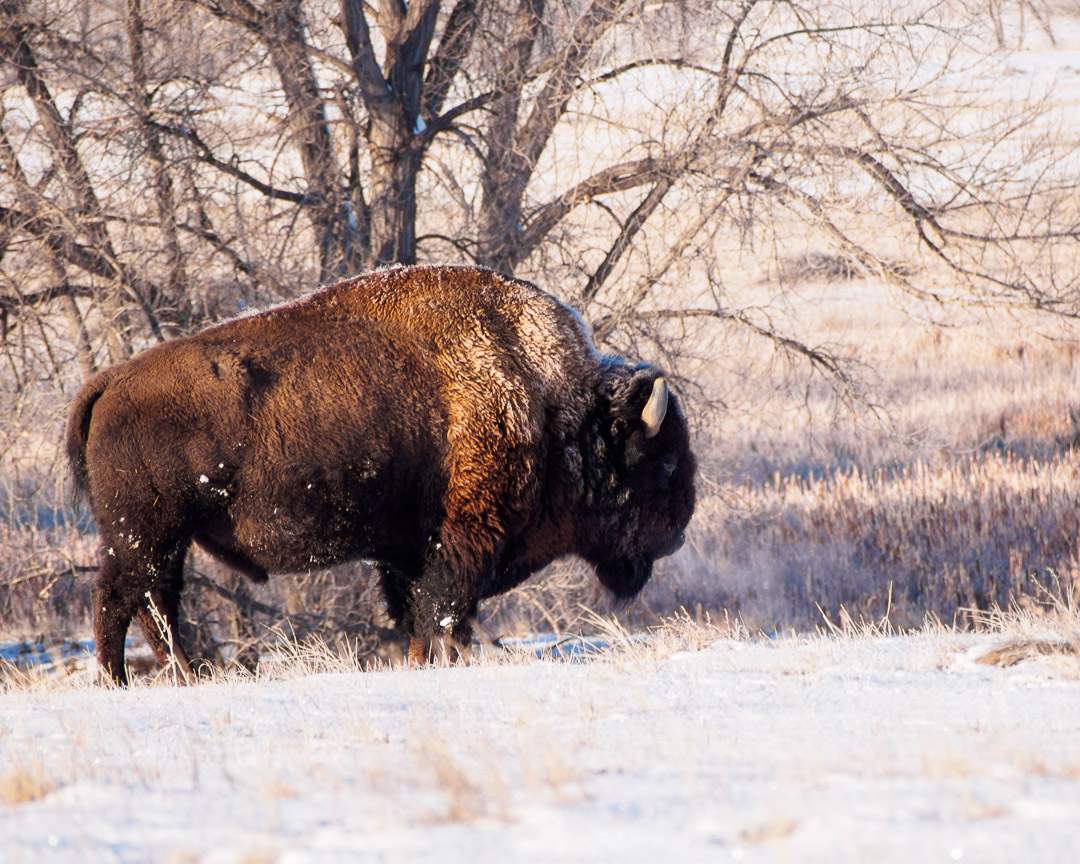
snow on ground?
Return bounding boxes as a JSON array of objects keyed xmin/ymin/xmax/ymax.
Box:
[{"xmin": 2, "ymin": 631, "xmax": 1079, "ymax": 863}]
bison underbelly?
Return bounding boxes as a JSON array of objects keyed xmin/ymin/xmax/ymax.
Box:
[{"xmin": 200, "ymin": 477, "xmax": 426, "ymax": 576}]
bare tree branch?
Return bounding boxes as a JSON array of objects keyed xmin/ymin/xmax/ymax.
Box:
[
  {"xmin": 423, "ymin": 0, "xmax": 479, "ymax": 119},
  {"xmin": 151, "ymin": 120, "xmax": 311, "ymax": 205}
]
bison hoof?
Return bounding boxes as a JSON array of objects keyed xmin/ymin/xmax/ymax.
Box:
[{"xmin": 407, "ymin": 636, "xmax": 472, "ymax": 667}]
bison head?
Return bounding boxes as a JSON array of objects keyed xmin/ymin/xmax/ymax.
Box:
[{"xmin": 578, "ymin": 367, "xmax": 697, "ymax": 600}]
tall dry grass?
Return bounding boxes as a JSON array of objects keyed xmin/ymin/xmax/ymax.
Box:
[
  {"xmin": 5, "ymin": 203, "xmax": 1080, "ymax": 670},
  {"xmin": 672, "ymin": 451, "xmax": 1080, "ymax": 632},
  {"xmin": 5, "ymin": 288, "xmax": 1080, "ymax": 675}
]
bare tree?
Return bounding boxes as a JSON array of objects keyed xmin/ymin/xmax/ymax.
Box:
[{"xmin": 0, "ymin": 0, "xmax": 1076, "ymax": 394}]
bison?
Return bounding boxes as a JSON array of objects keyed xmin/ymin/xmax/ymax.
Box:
[{"xmin": 67, "ymin": 265, "xmax": 696, "ymax": 683}]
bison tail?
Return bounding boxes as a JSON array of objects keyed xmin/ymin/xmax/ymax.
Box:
[{"xmin": 65, "ymin": 367, "xmax": 116, "ymax": 503}]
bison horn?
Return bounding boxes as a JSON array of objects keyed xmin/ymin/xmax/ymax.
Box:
[{"xmin": 641, "ymin": 376, "xmax": 669, "ymax": 438}]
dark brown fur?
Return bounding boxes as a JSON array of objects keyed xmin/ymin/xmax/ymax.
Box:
[{"xmin": 67, "ymin": 265, "xmax": 696, "ymax": 683}]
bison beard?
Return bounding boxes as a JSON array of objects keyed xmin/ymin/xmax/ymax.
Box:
[{"xmin": 66, "ymin": 265, "xmax": 696, "ymax": 684}]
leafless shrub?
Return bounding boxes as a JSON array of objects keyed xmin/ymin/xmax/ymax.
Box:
[
  {"xmin": 780, "ymin": 252, "xmax": 867, "ymax": 284},
  {"xmin": 777, "ymin": 252, "xmax": 919, "ymax": 284},
  {"xmin": 0, "ymin": 521, "xmax": 96, "ymax": 637}
]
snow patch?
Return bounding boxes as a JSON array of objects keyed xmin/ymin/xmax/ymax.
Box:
[{"xmin": 1, "ymin": 634, "xmax": 1079, "ymax": 861}]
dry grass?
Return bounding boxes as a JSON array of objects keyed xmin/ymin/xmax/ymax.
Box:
[
  {"xmin": 0, "ymin": 760, "xmax": 54, "ymax": 805},
  {"xmin": 3, "ymin": 587, "xmax": 1079, "ymax": 692},
  {"xmin": 976, "ymin": 638, "xmax": 1080, "ymax": 667},
  {"xmin": 964, "ymin": 592, "xmax": 1080, "ymax": 671},
  {"xmin": 0, "ymin": 643, "xmax": 98, "ymax": 693},
  {"xmin": 740, "ymin": 817, "xmax": 802, "ymax": 845},
  {"xmin": 407, "ymin": 725, "xmax": 511, "ymax": 824},
  {"xmin": 4, "ymin": 275, "xmax": 1080, "ymax": 674},
  {"xmin": 672, "ymin": 449, "xmax": 1080, "ymax": 632}
]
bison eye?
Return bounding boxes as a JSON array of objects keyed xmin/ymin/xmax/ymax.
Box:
[{"xmin": 662, "ymin": 458, "xmax": 677, "ymax": 476}]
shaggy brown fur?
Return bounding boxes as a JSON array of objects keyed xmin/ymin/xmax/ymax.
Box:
[{"xmin": 67, "ymin": 265, "xmax": 696, "ymax": 683}]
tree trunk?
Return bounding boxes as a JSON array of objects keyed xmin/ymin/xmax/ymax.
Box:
[
  {"xmin": 268, "ymin": 0, "xmax": 352, "ymax": 280},
  {"xmin": 476, "ymin": 0, "xmax": 545, "ymax": 273},
  {"xmin": 368, "ymin": 116, "xmax": 419, "ymax": 266},
  {"xmin": 127, "ymin": 0, "xmax": 190, "ymax": 329}
]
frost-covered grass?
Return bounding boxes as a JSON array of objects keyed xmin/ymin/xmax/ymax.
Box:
[
  {"xmin": 2, "ymin": 614, "xmax": 1080, "ymax": 863},
  {"xmin": 5, "ymin": 294, "xmax": 1080, "ymax": 654},
  {"xmin": 674, "ymin": 450, "xmax": 1080, "ymax": 631}
]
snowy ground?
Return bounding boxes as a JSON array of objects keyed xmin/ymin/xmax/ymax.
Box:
[{"xmin": 2, "ymin": 629, "xmax": 1080, "ymax": 863}]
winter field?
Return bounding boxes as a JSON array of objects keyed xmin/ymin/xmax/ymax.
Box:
[
  {"xmin": 3, "ymin": 615, "xmax": 1080, "ymax": 864},
  {"xmin": 5, "ymin": 5, "xmax": 1080, "ymax": 863}
]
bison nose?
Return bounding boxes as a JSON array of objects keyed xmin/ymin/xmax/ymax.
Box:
[{"xmin": 658, "ymin": 530, "xmax": 686, "ymax": 557}]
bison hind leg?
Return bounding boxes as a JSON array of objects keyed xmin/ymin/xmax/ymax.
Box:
[
  {"xmin": 133, "ymin": 559, "xmax": 196, "ymax": 684},
  {"xmin": 94, "ymin": 543, "xmax": 197, "ymax": 686},
  {"xmin": 92, "ymin": 557, "xmax": 137, "ymax": 686}
]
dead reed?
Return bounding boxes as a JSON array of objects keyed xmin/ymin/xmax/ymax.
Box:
[
  {"xmin": 5, "ymin": 447, "xmax": 1080, "ymax": 675},
  {"xmin": 676, "ymin": 450, "xmax": 1080, "ymax": 631}
]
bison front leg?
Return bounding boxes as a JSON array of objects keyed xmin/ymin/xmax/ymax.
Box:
[
  {"xmin": 404, "ymin": 433, "xmax": 529, "ymax": 666},
  {"xmin": 407, "ymin": 608, "xmax": 478, "ymax": 666},
  {"xmin": 405, "ymin": 528, "xmax": 489, "ymax": 666}
]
